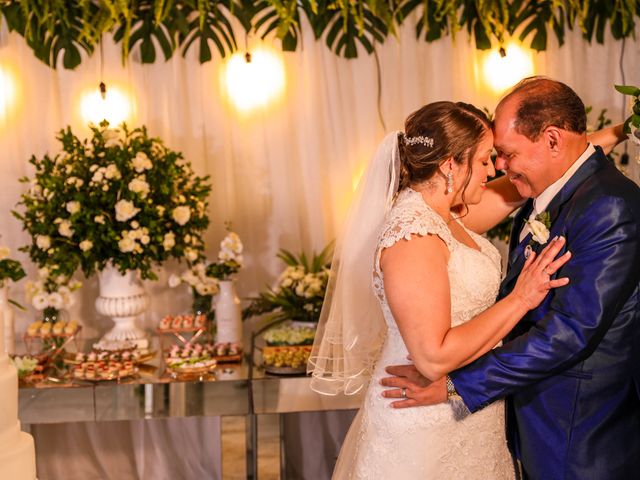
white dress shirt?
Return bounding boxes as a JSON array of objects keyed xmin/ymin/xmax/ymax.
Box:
[{"xmin": 519, "ymin": 143, "xmax": 596, "ymax": 242}]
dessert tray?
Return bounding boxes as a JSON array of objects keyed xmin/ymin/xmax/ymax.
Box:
[
  {"xmin": 261, "ymin": 345, "xmax": 312, "ymax": 375},
  {"xmin": 165, "ymin": 341, "xmax": 243, "ymax": 365},
  {"xmin": 71, "ymin": 360, "xmax": 137, "ymax": 382}
]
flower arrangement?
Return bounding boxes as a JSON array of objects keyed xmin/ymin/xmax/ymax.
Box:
[
  {"xmin": 13, "ymin": 121, "xmax": 212, "ymax": 281},
  {"xmin": 243, "ymin": 245, "xmax": 332, "ymax": 323},
  {"xmin": 206, "ymin": 228, "xmax": 244, "ymax": 280},
  {"xmin": 615, "ymin": 85, "xmax": 640, "ymax": 146},
  {"xmin": 169, "ymin": 228, "xmax": 244, "ymax": 315},
  {"xmin": 24, "ymin": 267, "xmax": 81, "ymax": 312}
]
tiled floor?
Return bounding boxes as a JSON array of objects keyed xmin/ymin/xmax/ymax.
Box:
[{"xmin": 222, "ymin": 415, "xmax": 280, "ymax": 479}]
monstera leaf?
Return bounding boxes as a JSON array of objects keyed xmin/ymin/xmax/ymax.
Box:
[
  {"xmin": 113, "ymin": 1, "xmax": 179, "ymax": 63},
  {"xmin": 306, "ymin": 1, "xmax": 389, "ymax": 58},
  {"xmin": 511, "ymin": 0, "xmax": 568, "ymax": 51},
  {"xmin": 251, "ymin": 0, "xmax": 302, "ymax": 51},
  {"xmin": 178, "ymin": 0, "xmax": 238, "ymax": 62},
  {"xmin": 1, "ymin": 1, "xmax": 96, "ymax": 69}
]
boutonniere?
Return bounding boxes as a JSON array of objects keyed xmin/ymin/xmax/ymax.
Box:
[
  {"xmin": 524, "ymin": 211, "xmax": 551, "ymax": 258},
  {"xmin": 527, "ymin": 211, "xmax": 551, "ymax": 246}
]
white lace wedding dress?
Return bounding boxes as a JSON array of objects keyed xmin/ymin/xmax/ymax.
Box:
[{"xmin": 333, "ymin": 188, "xmax": 515, "ymax": 479}]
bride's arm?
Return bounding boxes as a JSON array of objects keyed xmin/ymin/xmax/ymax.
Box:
[
  {"xmin": 458, "ymin": 175, "xmax": 522, "ymax": 235},
  {"xmin": 460, "ymin": 124, "xmax": 627, "ymax": 235},
  {"xmin": 380, "ymin": 234, "xmax": 569, "ymax": 381}
]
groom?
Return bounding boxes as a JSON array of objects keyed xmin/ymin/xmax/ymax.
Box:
[{"xmin": 381, "ymin": 77, "xmax": 640, "ymax": 479}]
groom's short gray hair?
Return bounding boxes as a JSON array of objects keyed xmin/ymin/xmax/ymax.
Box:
[{"xmin": 501, "ymin": 76, "xmax": 587, "ymax": 141}]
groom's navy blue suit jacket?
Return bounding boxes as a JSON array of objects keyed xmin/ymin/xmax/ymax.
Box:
[{"xmin": 450, "ymin": 147, "xmax": 640, "ymax": 480}]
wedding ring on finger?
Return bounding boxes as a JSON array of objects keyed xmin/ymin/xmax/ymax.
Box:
[{"xmin": 401, "ymin": 387, "xmax": 407, "ymax": 398}]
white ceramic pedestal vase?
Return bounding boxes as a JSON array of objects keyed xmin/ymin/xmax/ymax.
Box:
[
  {"xmin": 215, "ymin": 280, "xmax": 242, "ymax": 344},
  {"xmin": 0, "ymin": 286, "xmax": 14, "ymax": 355},
  {"xmin": 96, "ymin": 264, "xmax": 150, "ymax": 348}
]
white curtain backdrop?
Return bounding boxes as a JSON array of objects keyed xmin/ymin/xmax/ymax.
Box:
[{"xmin": 1, "ymin": 12, "xmax": 638, "ymax": 479}]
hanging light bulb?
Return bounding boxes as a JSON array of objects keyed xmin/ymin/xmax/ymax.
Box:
[
  {"xmin": 483, "ymin": 42, "xmax": 535, "ymax": 94},
  {"xmin": 80, "ymin": 82, "xmax": 131, "ymax": 126},
  {"xmin": 0, "ymin": 66, "xmax": 16, "ymax": 120},
  {"xmin": 223, "ymin": 47, "xmax": 285, "ymax": 112}
]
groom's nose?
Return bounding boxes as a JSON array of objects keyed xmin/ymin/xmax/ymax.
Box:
[{"xmin": 495, "ymin": 155, "xmax": 507, "ymax": 171}]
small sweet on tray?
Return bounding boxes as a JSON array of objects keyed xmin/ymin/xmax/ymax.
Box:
[
  {"xmin": 26, "ymin": 320, "xmax": 79, "ymax": 337},
  {"xmin": 158, "ymin": 314, "xmax": 208, "ymax": 332},
  {"xmin": 262, "ymin": 345, "xmax": 312, "ymax": 369}
]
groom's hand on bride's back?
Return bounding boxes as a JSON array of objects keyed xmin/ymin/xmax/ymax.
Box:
[{"xmin": 380, "ymin": 364, "xmax": 447, "ymax": 408}]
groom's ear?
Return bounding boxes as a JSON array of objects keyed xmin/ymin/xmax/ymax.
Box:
[{"xmin": 543, "ymin": 126, "xmax": 562, "ymax": 156}]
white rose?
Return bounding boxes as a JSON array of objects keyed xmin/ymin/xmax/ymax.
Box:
[
  {"xmin": 132, "ymin": 151, "xmax": 152, "ymax": 172},
  {"xmin": 281, "ymin": 278, "xmax": 293, "ymax": 288},
  {"xmin": 128, "ymin": 177, "xmax": 150, "ymax": 198},
  {"xmin": 104, "ymin": 164, "xmax": 121, "ymax": 180},
  {"xmin": 163, "ymin": 232, "xmax": 175, "ymax": 251},
  {"xmin": 79, "ymin": 240, "xmax": 93, "ymax": 251},
  {"xmin": 89, "ymin": 164, "xmax": 99, "ymax": 172},
  {"xmin": 157, "ymin": 205, "xmax": 166, "ymax": 216},
  {"xmin": 103, "ymin": 129, "xmax": 120, "ymax": 148},
  {"xmin": 115, "ymin": 200, "xmax": 140, "ymax": 222},
  {"xmin": 172, "ymin": 206, "xmax": 191, "ymax": 226},
  {"xmin": 529, "ymin": 220, "xmax": 550, "ymax": 244},
  {"xmin": 295, "ymin": 284, "xmax": 305, "ymax": 297},
  {"xmin": 66, "ymin": 201, "xmax": 81, "ymax": 214},
  {"xmin": 220, "ymin": 232, "xmax": 243, "ymax": 254},
  {"xmin": 185, "ymin": 248, "xmax": 198, "ymax": 262},
  {"xmin": 48, "ymin": 292, "xmax": 63, "ymax": 310},
  {"xmin": 140, "ymin": 235, "xmax": 150, "ymax": 245},
  {"xmin": 0, "ymin": 246, "xmax": 10, "ymax": 260},
  {"xmin": 32, "ymin": 293, "xmax": 49, "ymax": 310},
  {"xmin": 92, "ymin": 170, "xmax": 104, "ymax": 183},
  {"xmin": 94, "ymin": 215, "xmax": 105, "ymax": 225},
  {"xmin": 168, "ymin": 274, "xmax": 182, "ymax": 288},
  {"xmin": 58, "ymin": 220, "xmax": 74, "ymax": 238},
  {"xmin": 35, "ymin": 235, "xmax": 51, "ymax": 250},
  {"xmin": 182, "ymin": 270, "xmax": 198, "ymax": 287},
  {"xmin": 118, "ymin": 236, "xmax": 136, "ymax": 253},
  {"xmin": 37, "ymin": 267, "xmax": 49, "ymax": 279}
]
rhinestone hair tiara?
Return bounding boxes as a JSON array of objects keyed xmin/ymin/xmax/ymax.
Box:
[{"xmin": 403, "ymin": 134, "xmax": 435, "ymax": 148}]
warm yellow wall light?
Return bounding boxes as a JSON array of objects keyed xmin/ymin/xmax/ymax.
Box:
[
  {"xmin": 223, "ymin": 48, "xmax": 285, "ymax": 112},
  {"xmin": 0, "ymin": 66, "xmax": 16, "ymax": 120},
  {"xmin": 483, "ymin": 43, "xmax": 535, "ymax": 94},
  {"xmin": 80, "ymin": 84, "xmax": 132, "ymax": 126}
]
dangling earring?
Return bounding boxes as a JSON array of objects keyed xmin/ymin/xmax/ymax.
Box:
[{"xmin": 446, "ymin": 168, "xmax": 454, "ymax": 194}]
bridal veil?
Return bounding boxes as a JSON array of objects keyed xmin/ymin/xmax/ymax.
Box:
[{"xmin": 308, "ymin": 132, "xmax": 401, "ymax": 395}]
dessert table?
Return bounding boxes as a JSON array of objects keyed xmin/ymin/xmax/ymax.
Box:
[{"xmin": 17, "ymin": 336, "xmax": 362, "ymax": 479}]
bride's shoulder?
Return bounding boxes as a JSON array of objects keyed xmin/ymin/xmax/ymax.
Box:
[{"xmin": 379, "ymin": 188, "xmax": 453, "ymax": 249}]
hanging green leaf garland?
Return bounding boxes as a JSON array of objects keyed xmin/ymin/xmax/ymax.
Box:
[{"xmin": 0, "ymin": 0, "xmax": 638, "ymax": 69}]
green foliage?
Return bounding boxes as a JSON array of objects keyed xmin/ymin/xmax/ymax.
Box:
[
  {"xmin": 615, "ymin": 84, "xmax": 640, "ymax": 134},
  {"xmin": 0, "ymin": 1, "xmax": 637, "ymax": 68},
  {"xmin": 0, "ymin": 258, "xmax": 26, "ymax": 284},
  {"xmin": 242, "ymin": 244, "xmax": 332, "ymax": 323}
]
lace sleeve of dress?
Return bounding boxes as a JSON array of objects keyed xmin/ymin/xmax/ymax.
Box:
[{"xmin": 375, "ymin": 202, "xmax": 454, "ymax": 273}]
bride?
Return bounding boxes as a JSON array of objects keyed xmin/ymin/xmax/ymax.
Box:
[{"xmin": 308, "ymin": 101, "xmax": 573, "ymax": 479}]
